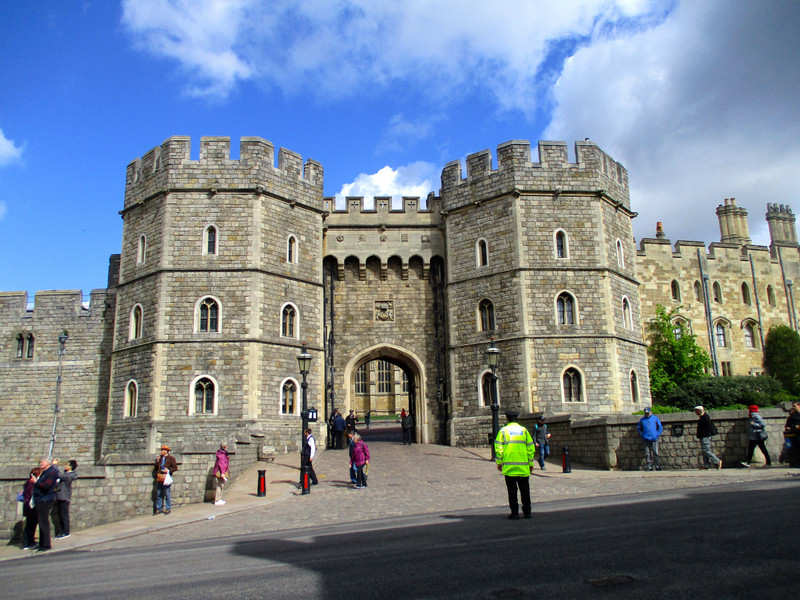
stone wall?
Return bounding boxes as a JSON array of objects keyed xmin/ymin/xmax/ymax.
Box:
[
  {"xmin": 1, "ymin": 433, "xmax": 264, "ymax": 541},
  {"xmin": 517, "ymin": 407, "xmax": 789, "ymax": 470}
]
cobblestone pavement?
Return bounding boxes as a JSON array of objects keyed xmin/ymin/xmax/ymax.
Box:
[{"xmin": 4, "ymin": 438, "xmax": 797, "ymax": 559}]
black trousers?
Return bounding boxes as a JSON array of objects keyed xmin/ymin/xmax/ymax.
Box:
[
  {"xmin": 56, "ymin": 499, "xmax": 71, "ymax": 535},
  {"xmin": 35, "ymin": 500, "xmax": 54, "ymax": 549},
  {"xmin": 23, "ymin": 504, "xmax": 38, "ymax": 547},
  {"xmin": 746, "ymin": 439, "xmax": 772, "ymax": 465},
  {"xmin": 300, "ymin": 457, "xmax": 318, "ymax": 485},
  {"xmin": 504, "ymin": 475, "xmax": 531, "ymax": 516}
]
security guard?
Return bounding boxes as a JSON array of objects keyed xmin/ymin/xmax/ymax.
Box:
[{"xmin": 495, "ymin": 410, "xmax": 535, "ymax": 519}]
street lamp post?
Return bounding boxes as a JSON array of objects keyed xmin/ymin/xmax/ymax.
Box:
[
  {"xmin": 486, "ymin": 339, "xmax": 500, "ymax": 459},
  {"xmin": 297, "ymin": 343, "xmax": 312, "ymax": 495},
  {"xmin": 48, "ymin": 332, "xmax": 69, "ymax": 459}
]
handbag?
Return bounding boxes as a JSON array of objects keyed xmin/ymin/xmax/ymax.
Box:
[
  {"xmin": 156, "ymin": 472, "xmax": 166, "ymax": 483},
  {"xmin": 16, "ymin": 491, "xmax": 24, "ymax": 502},
  {"xmin": 163, "ymin": 472, "xmax": 173, "ymax": 487}
]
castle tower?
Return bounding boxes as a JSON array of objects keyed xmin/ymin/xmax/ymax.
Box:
[
  {"xmin": 440, "ymin": 140, "xmax": 651, "ymax": 443},
  {"xmin": 766, "ymin": 203, "xmax": 798, "ymax": 246},
  {"xmin": 103, "ymin": 136, "xmax": 324, "ymax": 455},
  {"xmin": 716, "ymin": 197, "xmax": 751, "ymax": 245}
]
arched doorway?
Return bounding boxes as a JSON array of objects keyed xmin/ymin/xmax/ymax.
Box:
[{"xmin": 341, "ymin": 344, "xmax": 427, "ymax": 443}]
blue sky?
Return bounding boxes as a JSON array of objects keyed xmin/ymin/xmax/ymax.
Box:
[{"xmin": 2, "ymin": 1, "xmax": 799, "ymax": 299}]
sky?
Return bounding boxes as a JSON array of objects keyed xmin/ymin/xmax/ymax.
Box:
[{"xmin": 2, "ymin": 0, "xmax": 799, "ymax": 299}]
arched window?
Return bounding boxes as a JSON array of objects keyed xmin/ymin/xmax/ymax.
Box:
[
  {"xmin": 556, "ymin": 292, "xmax": 576, "ymax": 325},
  {"xmin": 137, "ymin": 235, "xmax": 146, "ymax": 265},
  {"xmin": 615, "ymin": 239, "xmax": 624, "ymax": 268},
  {"xmin": 204, "ymin": 226, "xmax": 218, "ymax": 255},
  {"xmin": 622, "ymin": 297, "xmax": 632, "ymax": 330},
  {"xmin": 630, "ymin": 370, "xmax": 640, "ymax": 404},
  {"xmin": 562, "ymin": 367, "xmax": 584, "ymax": 402},
  {"xmin": 743, "ymin": 322, "xmax": 756, "ymax": 348},
  {"xmin": 281, "ymin": 379, "xmax": 297, "ymax": 414},
  {"xmin": 479, "ymin": 371, "xmax": 499, "ymax": 407},
  {"xmin": 25, "ymin": 334, "xmax": 34, "ymax": 359},
  {"xmin": 672, "ymin": 317, "xmax": 689, "ymax": 340},
  {"xmin": 191, "ymin": 376, "xmax": 217, "ymax": 415},
  {"xmin": 287, "ymin": 235, "xmax": 297, "ymax": 264},
  {"xmin": 15, "ymin": 333, "xmax": 34, "ymax": 359},
  {"xmin": 671, "ymin": 280, "xmax": 681, "ymax": 301},
  {"xmin": 15, "ymin": 333, "xmax": 24, "ymax": 358},
  {"xmin": 713, "ymin": 282, "xmax": 723, "ymax": 304},
  {"xmin": 554, "ymin": 230, "xmax": 568, "ymax": 259},
  {"xmin": 281, "ymin": 304, "xmax": 297, "ymax": 338},
  {"xmin": 129, "ymin": 304, "xmax": 143, "ymax": 340},
  {"xmin": 476, "ymin": 239, "xmax": 489, "ymax": 267},
  {"xmin": 196, "ymin": 297, "xmax": 220, "ymax": 333},
  {"xmin": 715, "ymin": 322, "xmax": 727, "ymax": 347},
  {"xmin": 767, "ymin": 285, "xmax": 776, "ymax": 307},
  {"xmin": 478, "ymin": 299, "xmax": 495, "ymax": 332},
  {"xmin": 125, "ymin": 380, "xmax": 138, "ymax": 418},
  {"xmin": 741, "ymin": 282, "xmax": 751, "ymax": 305},
  {"xmin": 694, "ymin": 280, "xmax": 703, "ymax": 302}
]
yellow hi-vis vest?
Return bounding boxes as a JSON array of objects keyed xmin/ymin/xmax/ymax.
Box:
[{"xmin": 495, "ymin": 422, "xmax": 535, "ymax": 477}]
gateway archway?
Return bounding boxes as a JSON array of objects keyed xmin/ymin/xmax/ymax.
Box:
[{"xmin": 341, "ymin": 344, "xmax": 428, "ymax": 444}]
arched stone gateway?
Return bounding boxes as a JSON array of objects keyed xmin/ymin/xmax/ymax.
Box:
[{"xmin": 341, "ymin": 344, "xmax": 429, "ymax": 444}]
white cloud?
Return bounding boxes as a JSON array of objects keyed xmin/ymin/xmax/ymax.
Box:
[
  {"xmin": 0, "ymin": 128, "xmax": 23, "ymax": 166},
  {"xmin": 543, "ymin": 0, "xmax": 800, "ymax": 246},
  {"xmin": 120, "ymin": 0, "xmax": 665, "ymax": 105},
  {"xmin": 334, "ymin": 161, "xmax": 439, "ymax": 209}
]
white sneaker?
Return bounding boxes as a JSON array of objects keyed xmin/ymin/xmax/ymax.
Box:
[{"xmin": 214, "ymin": 500, "xmax": 226, "ymax": 506}]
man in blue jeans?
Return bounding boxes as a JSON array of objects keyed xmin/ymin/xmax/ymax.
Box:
[
  {"xmin": 636, "ymin": 407, "xmax": 663, "ymax": 471},
  {"xmin": 154, "ymin": 445, "xmax": 178, "ymax": 515}
]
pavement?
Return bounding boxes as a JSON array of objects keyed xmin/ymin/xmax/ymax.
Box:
[{"xmin": 4, "ymin": 428, "xmax": 798, "ymax": 560}]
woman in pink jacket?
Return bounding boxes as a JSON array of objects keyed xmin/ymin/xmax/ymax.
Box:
[{"xmin": 350, "ymin": 434, "xmax": 370, "ymax": 489}]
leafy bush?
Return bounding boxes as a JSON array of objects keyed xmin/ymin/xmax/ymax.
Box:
[
  {"xmin": 765, "ymin": 325, "xmax": 800, "ymax": 395},
  {"xmin": 662, "ymin": 375, "xmax": 785, "ymax": 411}
]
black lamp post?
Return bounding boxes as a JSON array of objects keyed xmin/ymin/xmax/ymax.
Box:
[
  {"xmin": 48, "ymin": 332, "xmax": 68, "ymax": 459},
  {"xmin": 486, "ymin": 339, "xmax": 500, "ymax": 458},
  {"xmin": 297, "ymin": 343, "xmax": 312, "ymax": 495}
]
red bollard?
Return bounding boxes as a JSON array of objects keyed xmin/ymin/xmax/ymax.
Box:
[
  {"xmin": 301, "ymin": 465, "xmax": 310, "ymax": 495},
  {"xmin": 562, "ymin": 446, "xmax": 572, "ymax": 473},
  {"xmin": 257, "ymin": 469, "xmax": 266, "ymax": 496}
]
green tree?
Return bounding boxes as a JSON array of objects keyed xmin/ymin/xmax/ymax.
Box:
[
  {"xmin": 764, "ymin": 324, "xmax": 800, "ymax": 395},
  {"xmin": 646, "ymin": 304, "xmax": 712, "ymax": 403}
]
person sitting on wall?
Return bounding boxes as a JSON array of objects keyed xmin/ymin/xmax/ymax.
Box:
[
  {"xmin": 154, "ymin": 444, "xmax": 178, "ymax": 515},
  {"xmin": 637, "ymin": 407, "xmax": 663, "ymax": 471}
]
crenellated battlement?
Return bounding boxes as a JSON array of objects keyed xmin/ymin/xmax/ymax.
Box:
[
  {"xmin": 0, "ymin": 289, "xmax": 111, "ymax": 319},
  {"xmin": 440, "ymin": 140, "xmax": 630, "ymax": 212},
  {"xmin": 323, "ymin": 193, "xmax": 440, "ymax": 216},
  {"xmin": 123, "ymin": 136, "xmax": 324, "ymax": 211}
]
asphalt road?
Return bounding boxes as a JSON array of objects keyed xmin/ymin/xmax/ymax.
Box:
[{"xmin": 2, "ymin": 479, "xmax": 795, "ymax": 599}]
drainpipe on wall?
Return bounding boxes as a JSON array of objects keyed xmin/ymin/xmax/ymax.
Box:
[
  {"xmin": 749, "ymin": 253, "xmax": 766, "ymax": 359},
  {"xmin": 697, "ymin": 249, "xmax": 720, "ymax": 376}
]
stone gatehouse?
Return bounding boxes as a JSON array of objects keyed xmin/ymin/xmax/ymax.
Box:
[{"xmin": 1, "ymin": 135, "xmax": 798, "ymax": 471}]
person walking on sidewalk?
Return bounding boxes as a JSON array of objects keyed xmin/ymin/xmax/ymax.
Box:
[
  {"xmin": 351, "ymin": 433, "xmax": 370, "ymax": 488},
  {"xmin": 695, "ymin": 406, "xmax": 722, "ymax": 469},
  {"xmin": 494, "ymin": 410, "xmax": 535, "ymax": 520},
  {"xmin": 533, "ymin": 416, "xmax": 551, "ymax": 470},
  {"xmin": 742, "ymin": 405, "xmax": 771, "ymax": 467},
  {"xmin": 214, "ymin": 442, "xmax": 230, "ymax": 505},
  {"xmin": 54, "ymin": 459, "xmax": 78, "ymax": 538},
  {"xmin": 154, "ymin": 444, "xmax": 178, "ymax": 515},
  {"xmin": 300, "ymin": 428, "xmax": 319, "ymax": 487},
  {"xmin": 637, "ymin": 407, "xmax": 663, "ymax": 471}
]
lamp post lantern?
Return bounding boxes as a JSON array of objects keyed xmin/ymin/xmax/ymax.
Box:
[
  {"xmin": 48, "ymin": 332, "xmax": 69, "ymax": 459},
  {"xmin": 486, "ymin": 339, "xmax": 500, "ymax": 458},
  {"xmin": 297, "ymin": 343, "xmax": 312, "ymax": 495}
]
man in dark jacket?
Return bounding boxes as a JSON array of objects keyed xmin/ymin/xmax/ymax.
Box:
[
  {"xmin": 332, "ymin": 410, "xmax": 346, "ymax": 449},
  {"xmin": 695, "ymin": 406, "xmax": 722, "ymax": 469},
  {"xmin": 154, "ymin": 445, "xmax": 178, "ymax": 515},
  {"xmin": 33, "ymin": 457, "xmax": 60, "ymax": 551}
]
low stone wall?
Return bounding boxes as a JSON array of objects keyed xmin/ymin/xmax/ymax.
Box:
[
  {"xmin": 1, "ymin": 432, "xmax": 268, "ymax": 541},
  {"xmin": 517, "ymin": 407, "xmax": 789, "ymax": 470}
]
